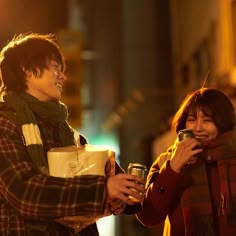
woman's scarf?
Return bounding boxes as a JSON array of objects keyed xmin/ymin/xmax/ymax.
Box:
[
  {"xmin": 3, "ymin": 92, "xmax": 75, "ymax": 175},
  {"xmin": 181, "ymin": 130, "xmax": 236, "ymax": 235}
]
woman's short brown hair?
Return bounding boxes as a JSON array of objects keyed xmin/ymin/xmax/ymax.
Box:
[{"xmin": 171, "ymin": 88, "xmax": 235, "ymax": 134}]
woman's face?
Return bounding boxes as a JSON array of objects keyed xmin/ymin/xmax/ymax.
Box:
[{"xmin": 185, "ymin": 110, "xmax": 218, "ymax": 141}]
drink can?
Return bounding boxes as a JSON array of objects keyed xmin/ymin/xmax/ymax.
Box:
[
  {"xmin": 127, "ymin": 163, "xmax": 147, "ymax": 178},
  {"xmin": 178, "ymin": 129, "xmax": 194, "ymax": 141},
  {"xmin": 127, "ymin": 163, "xmax": 147, "ymax": 202},
  {"xmin": 178, "ymin": 129, "xmax": 200, "ymax": 158}
]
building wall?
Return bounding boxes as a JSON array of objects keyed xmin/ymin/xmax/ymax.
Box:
[{"xmin": 170, "ymin": 0, "xmax": 236, "ymax": 107}]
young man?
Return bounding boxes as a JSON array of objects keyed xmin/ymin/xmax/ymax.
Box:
[{"xmin": 0, "ymin": 33, "xmax": 145, "ymax": 235}]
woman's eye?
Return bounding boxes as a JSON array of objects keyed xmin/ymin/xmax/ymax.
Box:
[
  {"xmin": 189, "ymin": 119, "xmax": 195, "ymax": 122},
  {"xmin": 186, "ymin": 118, "xmax": 195, "ymax": 122},
  {"xmin": 203, "ymin": 118, "xmax": 212, "ymax": 122}
]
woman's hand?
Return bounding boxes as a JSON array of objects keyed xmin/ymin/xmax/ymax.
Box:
[
  {"xmin": 170, "ymin": 138, "xmax": 202, "ymax": 173},
  {"xmin": 107, "ymin": 173, "xmax": 146, "ymax": 205}
]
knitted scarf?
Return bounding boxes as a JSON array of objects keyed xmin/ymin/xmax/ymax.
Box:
[
  {"xmin": 3, "ymin": 92, "xmax": 75, "ymax": 175},
  {"xmin": 181, "ymin": 129, "xmax": 236, "ymax": 236}
]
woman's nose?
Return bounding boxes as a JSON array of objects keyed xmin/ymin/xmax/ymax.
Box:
[{"xmin": 194, "ymin": 119, "xmax": 203, "ymax": 130}]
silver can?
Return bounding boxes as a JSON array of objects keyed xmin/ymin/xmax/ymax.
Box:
[
  {"xmin": 127, "ymin": 163, "xmax": 147, "ymax": 178},
  {"xmin": 178, "ymin": 129, "xmax": 194, "ymax": 141},
  {"xmin": 127, "ymin": 163, "xmax": 147, "ymax": 202},
  {"xmin": 178, "ymin": 129, "xmax": 200, "ymax": 158}
]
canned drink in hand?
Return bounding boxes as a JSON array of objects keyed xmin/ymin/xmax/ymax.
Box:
[
  {"xmin": 178, "ymin": 129, "xmax": 194, "ymax": 141},
  {"xmin": 177, "ymin": 129, "xmax": 200, "ymax": 157},
  {"xmin": 127, "ymin": 163, "xmax": 147, "ymax": 202}
]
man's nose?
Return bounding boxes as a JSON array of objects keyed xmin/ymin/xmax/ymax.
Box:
[{"xmin": 59, "ymin": 71, "xmax": 67, "ymax": 81}]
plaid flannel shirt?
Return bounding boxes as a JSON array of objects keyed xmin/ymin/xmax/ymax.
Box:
[{"xmin": 0, "ymin": 105, "xmax": 112, "ymax": 236}]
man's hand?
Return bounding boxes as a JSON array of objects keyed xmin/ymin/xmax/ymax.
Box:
[{"xmin": 107, "ymin": 173, "xmax": 146, "ymax": 205}]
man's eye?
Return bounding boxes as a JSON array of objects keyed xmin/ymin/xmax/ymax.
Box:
[
  {"xmin": 51, "ymin": 63, "xmax": 61, "ymax": 70},
  {"xmin": 53, "ymin": 65, "xmax": 59, "ymax": 70}
]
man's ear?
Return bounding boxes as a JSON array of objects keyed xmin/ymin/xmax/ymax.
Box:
[{"xmin": 21, "ymin": 67, "xmax": 33, "ymax": 78}]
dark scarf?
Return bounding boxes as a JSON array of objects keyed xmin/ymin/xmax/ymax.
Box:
[
  {"xmin": 181, "ymin": 129, "xmax": 236, "ymax": 235},
  {"xmin": 3, "ymin": 92, "xmax": 75, "ymax": 175}
]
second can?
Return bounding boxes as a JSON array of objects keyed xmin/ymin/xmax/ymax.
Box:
[{"xmin": 127, "ymin": 163, "xmax": 147, "ymax": 202}]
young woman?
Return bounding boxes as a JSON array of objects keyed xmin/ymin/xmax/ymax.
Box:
[{"xmin": 137, "ymin": 88, "xmax": 236, "ymax": 236}]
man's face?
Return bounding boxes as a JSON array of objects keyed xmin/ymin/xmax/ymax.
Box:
[{"xmin": 25, "ymin": 60, "xmax": 67, "ymax": 101}]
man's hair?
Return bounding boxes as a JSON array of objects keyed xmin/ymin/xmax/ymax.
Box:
[
  {"xmin": 0, "ymin": 32, "xmax": 65, "ymax": 95},
  {"xmin": 171, "ymin": 88, "xmax": 236, "ymax": 135}
]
